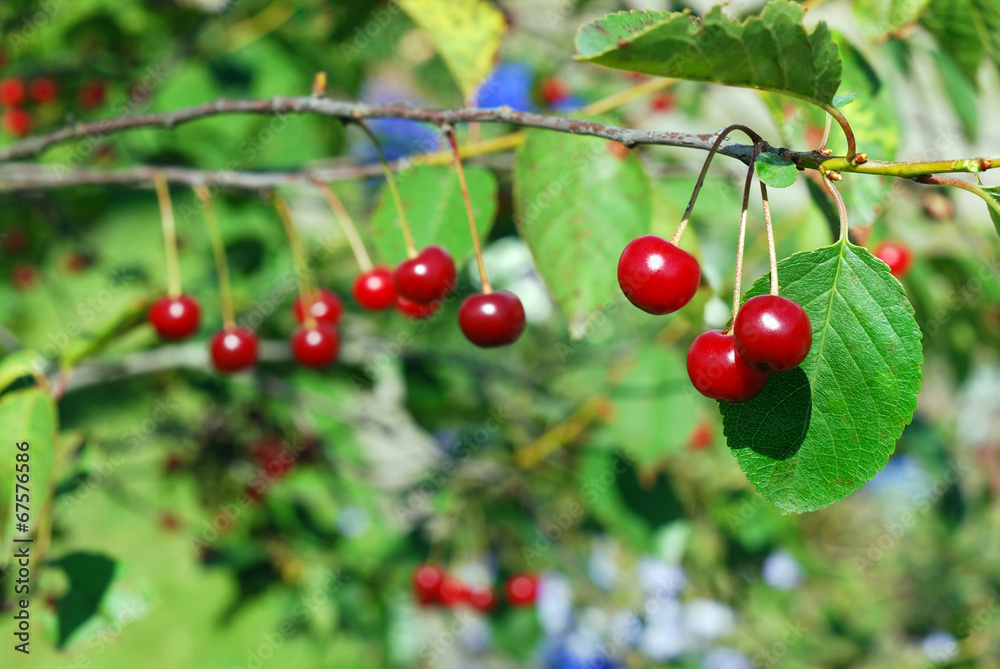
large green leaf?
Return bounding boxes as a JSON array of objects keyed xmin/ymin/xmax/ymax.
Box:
[
  {"xmin": 933, "ymin": 50, "xmax": 979, "ymax": 140},
  {"xmin": 514, "ymin": 128, "xmax": 652, "ymax": 338},
  {"xmin": 0, "ymin": 350, "xmax": 45, "ymax": 394},
  {"xmin": 720, "ymin": 240, "xmax": 923, "ymax": 513},
  {"xmin": 370, "ymin": 165, "xmax": 498, "ymax": 266},
  {"xmin": 922, "ymin": 0, "xmax": 1000, "ymax": 85},
  {"xmin": 853, "ymin": 0, "xmax": 931, "ymax": 40},
  {"xmin": 0, "ymin": 388, "xmax": 58, "ymax": 555},
  {"xmin": 54, "ymin": 552, "xmax": 117, "ymax": 648},
  {"xmin": 981, "ymin": 185, "xmax": 1000, "ymax": 237},
  {"xmin": 574, "ymin": 0, "xmax": 842, "ymax": 108},
  {"xmin": 396, "ymin": 0, "xmax": 506, "ymax": 98}
]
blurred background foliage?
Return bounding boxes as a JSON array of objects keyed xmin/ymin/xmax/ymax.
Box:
[{"xmin": 1, "ymin": 0, "xmax": 1000, "ymax": 667}]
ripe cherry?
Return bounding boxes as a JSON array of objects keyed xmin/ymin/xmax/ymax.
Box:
[
  {"xmin": 293, "ymin": 288, "xmax": 343, "ymax": 327},
  {"xmin": 413, "ymin": 564, "xmax": 446, "ymax": 606},
  {"xmin": 459, "ymin": 291, "xmax": 526, "ymax": 348},
  {"xmin": 649, "ymin": 92, "xmax": 674, "ymax": 113},
  {"xmin": 873, "ymin": 241, "xmax": 913, "ymax": 278},
  {"xmin": 29, "ymin": 78, "xmax": 58, "ymax": 104},
  {"xmin": 353, "ymin": 267, "xmax": 396, "ymax": 310},
  {"xmin": 395, "ymin": 246, "xmax": 456, "ymax": 304},
  {"xmin": 505, "ymin": 573, "xmax": 539, "ymax": 607},
  {"xmin": 149, "ymin": 295, "xmax": 202, "ymax": 340},
  {"xmin": 2, "ymin": 108, "xmax": 31, "ymax": 137},
  {"xmin": 397, "ymin": 295, "xmax": 440, "ymax": 320},
  {"xmin": 618, "ymin": 235, "xmax": 701, "ymax": 315},
  {"xmin": 290, "ymin": 326, "xmax": 339, "ymax": 368},
  {"xmin": 468, "ymin": 587, "xmax": 496, "ymax": 613},
  {"xmin": 0, "ymin": 78, "xmax": 25, "ymax": 107},
  {"xmin": 733, "ymin": 295, "xmax": 812, "ymax": 373},
  {"xmin": 541, "ymin": 77, "xmax": 571, "ymax": 105},
  {"xmin": 437, "ymin": 576, "xmax": 467, "ymax": 608},
  {"xmin": 210, "ymin": 328, "xmax": 259, "ymax": 373},
  {"xmin": 688, "ymin": 421, "xmax": 713, "ymax": 451},
  {"xmin": 251, "ymin": 437, "xmax": 294, "ymax": 479},
  {"xmin": 10, "ymin": 262, "xmax": 38, "ymax": 291},
  {"xmin": 687, "ymin": 330, "xmax": 769, "ymax": 403},
  {"xmin": 78, "ymin": 81, "xmax": 106, "ymax": 109}
]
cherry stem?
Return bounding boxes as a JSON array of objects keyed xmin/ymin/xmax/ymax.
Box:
[
  {"xmin": 729, "ymin": 143, "xmax": 764, "ymax": 334},
  {"xmin": 313, "ymin": 180, "xmax": 374, "ymax": 273},
  {"xmin": 820, "ymin": 103, "xmax": 857, "ymax": 163},
  {"xmin": 822, "ymin": 174, "xmax": 850, "ymax": 241},
  {"xmin": 355, "ymin": 119, "xmax": 417, "ymax": 259},
  {"xmin": 759, "ymin": 182, "xmax": 779, "ymax": 296},
  {"xmin": 672, "ymin": 124, "xmax": 764, "ymax": 246},
  {"xmin": 153, "ymin": 174, "xmax": 182, "ymax": 299},
  {"xmin": 272, "ymin": 193, "xmax": 318, "ymax": 331},
  {"xmin": 816, "ymin": 115, "xmax": 832, "ymax": 152},
  {"xmin": 194, "ymin": 186, "xmax": 236, "ymax": 331},
  {"xmin": 445, "ymin": 126, "xmax": 492, "ymax": 294}
]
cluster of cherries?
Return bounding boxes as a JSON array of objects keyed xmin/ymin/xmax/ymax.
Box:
[
  {"xmin": 617, "ymin": 235, "xmax": 813, "ymax": 403},
  {"xmin": 147, "ymin": 244, "xmax": 528, "ymax": 373},
  {"xmin": 0, "ymin": 69, "xmax": 105, "ymax": 137},
  {"xmin": 412, "ymin": 564, "xmax": 538, "ymax": 612}
]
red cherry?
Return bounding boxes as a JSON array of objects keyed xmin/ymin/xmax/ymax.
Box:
[
  {"xmin": 437, "ymin": 576, "xmax": 467, "ymax": 608},
  {"xmin": 505, "ymin": 573, "xmax": 538, "ymax": 607},
  {"xmin": 413, "ymin": 564, "xmax": 446, "ymax": 606},
  {"xmin": 873, "ymin": 241, "xmax": 913, "ymax": 278},
  {"xmin": 290, "ymin": 326, "xmax": 339, "ymax": 368},
  {"xmin": 541, "ymin": 77, "xmax": 571, "ymax": 105},
  {"xmin": 293, "ymin": 288, "xmax": 343, "ymax": 327},
  {"xmin": 608, "ymin": 142, "xmax": 630, "ymax": 160},
  {"xmin": 149, "ymin": 295, "xmax": 202, "ymax": 340},
  {"xmin": 649, "ymin": 92, "xmax": 674, "ymax": 113},
  {"xmin": 0, "ymin": 78, "xmax": 25, "ymax": 107},
  {"xmin": 689, "ymin": 421, "xmax": 713, "ymax": 451},
  {"xmin": 2, "ymin": 108, "xmax": 31, "ymax": 136},
  {"xmin": 397, "ymin": 295, "xmax": 440, "ymax": 320},
  {"xmin": 395, "ymin": 246, "xmax": 456, "ymax": 304},
  {"xmin": 733, "ymin": 295, "xmax": 812, "ymax": 373},
  {"xmin": 618, "ymin": 235, "xmax": 701, "ymax": 315},
  {"xmin": 687, "ymin": 330, "xmax": 769, "ymax": 403},
  {"xmin": 251, "ymin": 437, "xmax": 294, "ymax": 479},
  {"xmin": 10, "ymin": 262, "xmax": 38, "ymax": 291},
  {"xmin": 467, "ymin": 587, "xmax": 496, "ymax": 613},
  {"xmin": 78, "ymin": 80, "xmax": 106, "ymax": 109},
  {"xmin": 2, "ymin": 227, "xmax": 28, "ymax": 255},
  {"xmin": 210, "ymin": 328, "xmax": 259, "ymax": 372},
  {"xmin": 353, "ymin": 266, "xmax": 396, "ymax": 310},
  {"xmin": 29, "ymin": 78, "xmax": 58, "ymax": 104},
  {"xmin": 459, "ymin": 291, "xmax": 526, "ymax": 348}
]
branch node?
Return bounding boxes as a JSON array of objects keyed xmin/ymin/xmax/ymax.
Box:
[
  {"xmin": 852, "ymin": 152, "xmax": 869, "ymax": 166},
  {"xmin": 827, "ymin": 170, "xmax": 843, "ymax": 181}
]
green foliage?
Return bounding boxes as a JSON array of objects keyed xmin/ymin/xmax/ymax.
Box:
[
  {"xmin": 0, "ymin": 388, "xmax": 57, "ymax": 548},
  {"xmin": 922, "ymin": 0, "xmax": 1000, "ymax": 84},
  {"xmin": 721, "ymin": 240, "xmax": 923, "ymax": 513},
  {"xmin": 853, "ymin": 0, "xmax": 931, "ymax": 40},
  {"xmin": 514, "ymin": 127, "xmax": 652, "ymax": 338},
  {"xmin": 54, "ymin": 553, "xmax": 117, "ymax": 647},
  {"xmin": 574, "ymin": 0, "xmax": 843, "ymax": 108},
  {"xmin": 754, "ymin": 153, "xmax": 799, "ymax": 188}
]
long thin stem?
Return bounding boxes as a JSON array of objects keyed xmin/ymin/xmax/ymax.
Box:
[
  {"xmin": 354, "ymin": 119, "xmax": 417, "ymax": 258},
  {"xmin": 759, "ymin": 181, "xmax": 779, "ymax": 296},
  {"xmin": 729, "ymin": 144, "xmax": 763, "ymax": 333},
  {"xmin": 446, "ymin": 127, "xmax": 491, "ymax": 294},
  {"xmin": 314, "ymin": 180, "xmax": 374, "ymax": 272},
  {"xmin": 816, "ymin": 115, "xmax": 832, "ymax": 152},
  {"xmin": 272, "ymin": 194, "xmax": 317, "ymax": 330},
  {"xmin": 820, "ymin": 103, "xmax": 856, "ymax": 163},
  {"xmin": 672, "ymin": 124, "xmax": 764, "ymax": 245},
  {"xmin": 194, "ymin": 186, "xmax": 236, "ymax": 330},
  {"xmin": 822, "ymin": 175, "xmax": 850, "ymax": 241},
  {"xmin": 153, "ymin": 174, "xmax": 182, "ymax": 299}
]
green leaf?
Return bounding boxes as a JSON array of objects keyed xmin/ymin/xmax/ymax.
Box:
[
  {"xmin": 980, "ymin": 185, "xmax": 1000, "ymax": 237},
  {"xmin": 369, "ymin": 165, "xmax": 498, "ymax": 266},
  {"xmin": 514, "ymin": 128, "xmax": 652, "ymax": 338},
  {"xmin": 832, "ymin": 92, "xmax": 857, "ymax": 108},
  {"xmin": 0, "ymin": 388, "xmax": 58, "ymax": 554},
  {"xmin": 574, "ymin": 0, "xmax": 842, "ymax": 108},
  {"xmin": 60, "ymin": 296, "xmax": 153, "ymax": 368},
  {"xmin": 755, "ymin": 152, "xmax": 799, "ymax": 188},
  {"xmin": 853, "ymin": 0, "xmax": 931, "ymax": 41},
  {"xmin": 922, "ymin": 0, "xmax": 1000, "ymax": 85},
  {"xmin": 396, "ymin": 0, "xmax": 506, "ymax": 98},
  {"xmin": 54, "ymin": 552, "xmax": 117, "ymax": 647},
  {"xmin": 720, "ymin": 240, "xmax": 923, "ymax": 513},
  {"xmin": 0, "ymin": 350, "xmax": 44, "ymax": 394},
  {"xmin": 933, "ymin": 50, "xmax": 979, "ymax": 140}
]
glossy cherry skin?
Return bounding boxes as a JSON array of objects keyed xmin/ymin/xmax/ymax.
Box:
[
  {"xmin": 687, "ymin": 330, "xmax": 769, "ymax": 403},
  {"xmin": 397, "ymin": 295, "xmax": 440, "ymax": 320},
  {"xmin": 467, "ymin": 587, "xmax": 496, "ymax": 613},
  {"xmin": 437, "ymin": 576, "xmax": 468, "ymax": 608},
  {"xmin": 505, "ymin": 573, "xmax": 539, "ymax": 607},
  {"xmin": 149, "ymin": 295, "xmax": 201, "ymax": 340},
  {"xmin": 290, "ymin": 326, "xmax": 340, "ymax": 368},
  {"xmin": 29, "ymin": 78, "xmax": 57, "ymax": 104},
  {"xmin": 458, "ymin": 291, "xmax": 526, "ymax": 348},
  {"xmin": 293, "ymin": 288, "xmax": 343, "ymax": 327},
  {"xmin": 353, "ymin": 267, "xmax": 396, "ymax": 310},
  {"xmin": 617, "ymin": 235, "xmax": 701, "ymax": 315},
  {"xmin": 210, "ymin": 328, "xmax": 259, "ymax": 373},
  {"xmin": 2, "ymin": 108, "xmax": 31, "ymax": 137},
  {"xmin": 395, "ymin": 246, "xmax": 457, "ymax": 304},
  {"xmin": 0, "ymin": 78, "xmax": 25, "ymax": 107},
  {"xmin": 733, "ymin": 295, "xmax": 813, "ymax": 373},
  {"xmin": 873, "ymin": 241, "xmax": 914, "ymax": 278},
  {"xmin": 413, "ymin": 564, "xmax": 446, "ymax": 606}
]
